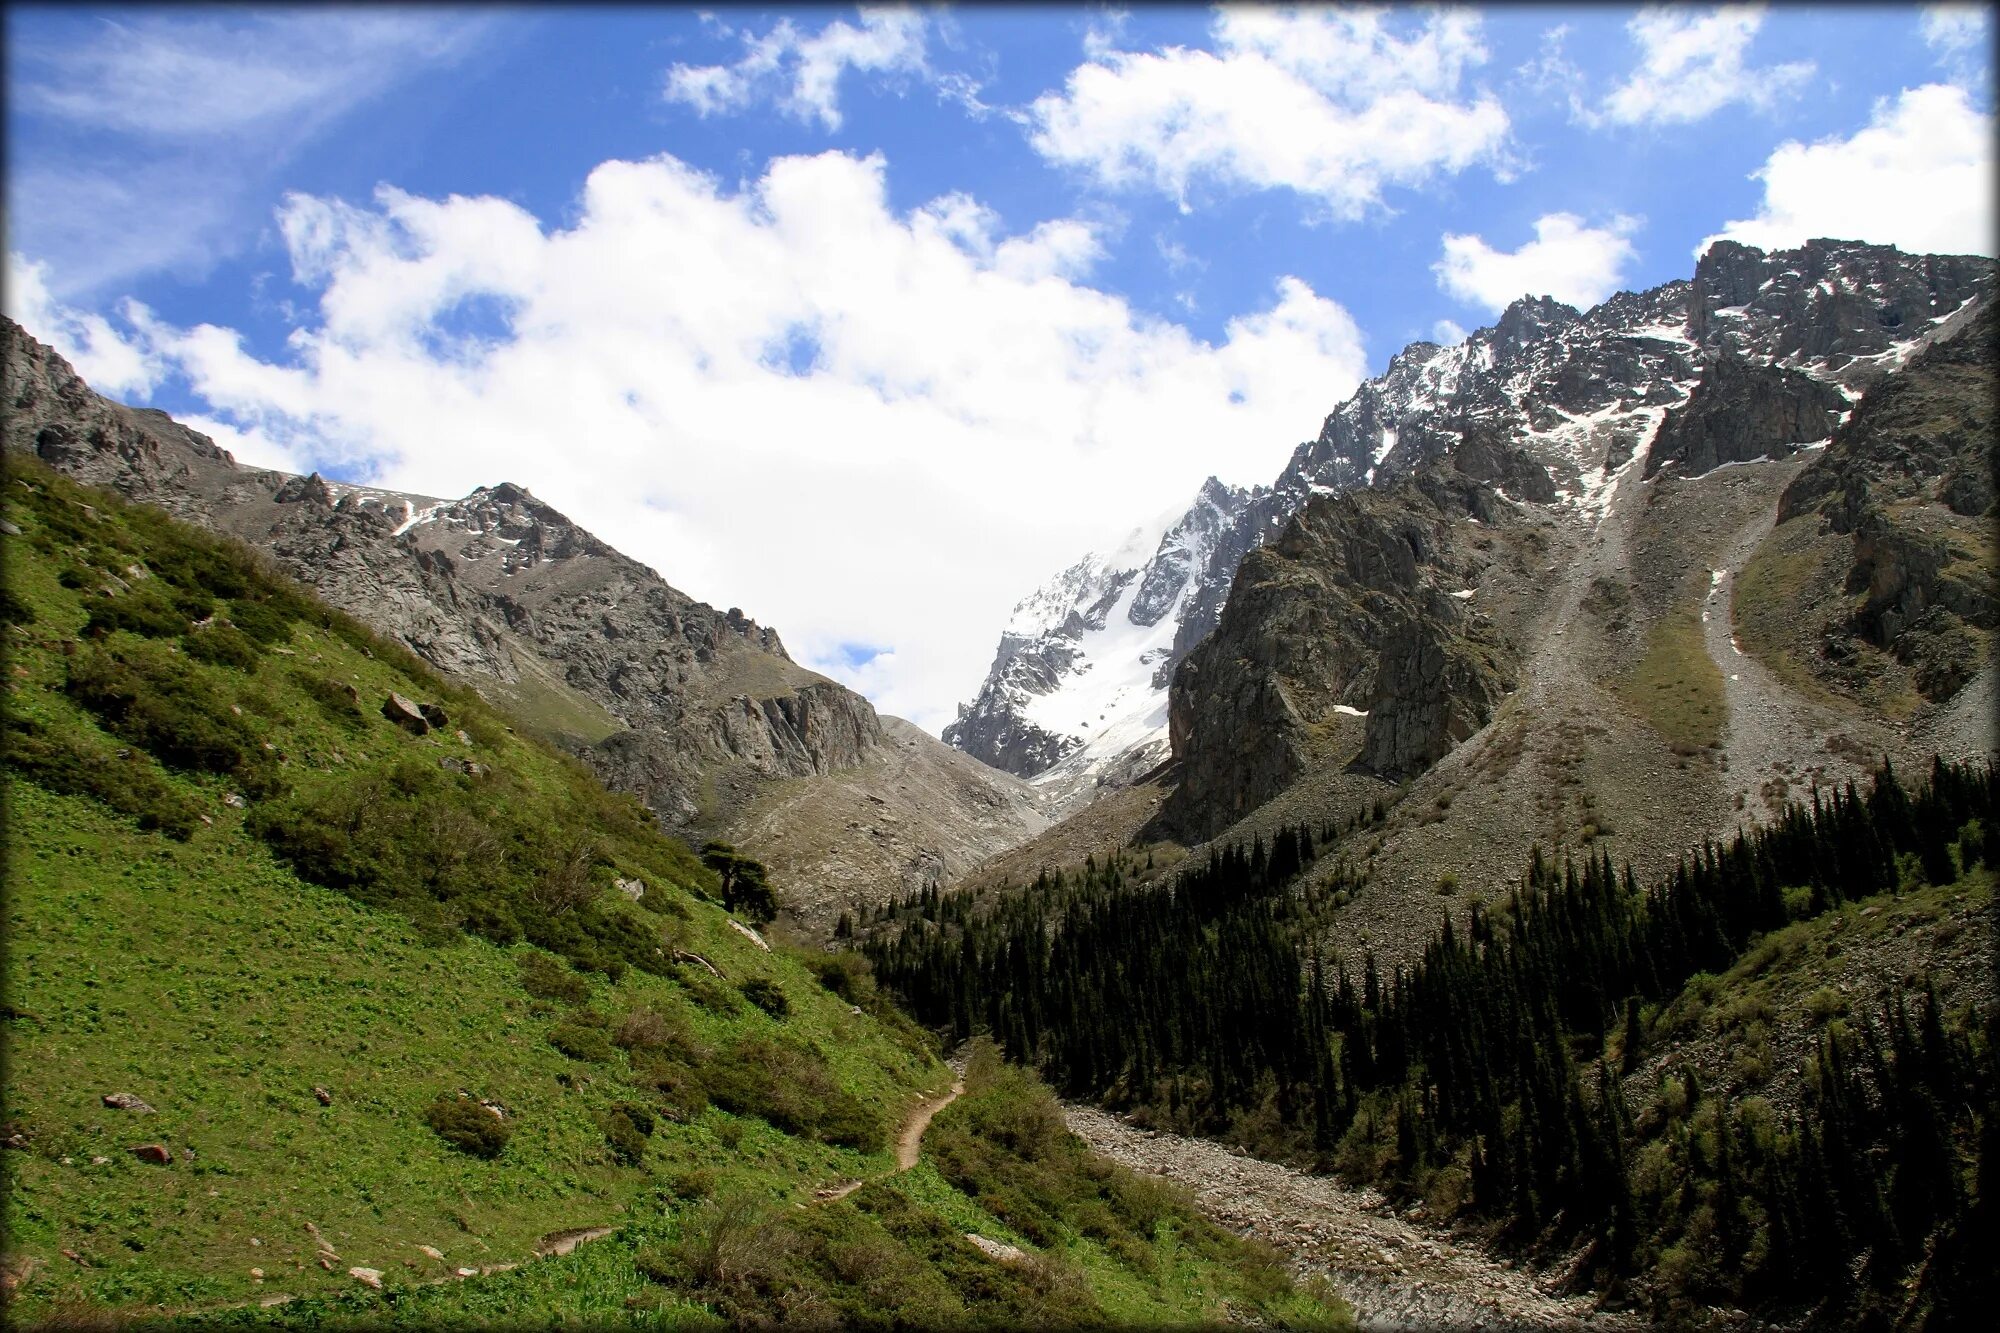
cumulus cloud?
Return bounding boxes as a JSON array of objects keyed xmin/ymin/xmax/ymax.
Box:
[
  {"xmin": 664, "ymin": 7, "xmax": 933, "ymax": 130},
  {"xmin": 1597, "ymin": 6, "xmax": 1813, "ymax": 126},
  {"xmin": 1434, "ymin": 213, "xmax": 1642, "ymax": 313},
  {"xmin": 1028, "ymin": 7, "xmax": 1510, "ymax": 218},
  {"xmin": 93, "ymin": 151, "xmax": 1367, "ymax": 732},
  {"xmin": 1702, "ymin": 84, "xmax": 1995, "ymax": 258}
]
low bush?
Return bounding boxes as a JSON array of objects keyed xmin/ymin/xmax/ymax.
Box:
[
  {"xmin": 739, "ymin": 977, "xmax": 789, "ymax": 1018},
  {"xmin": 65, "ymin": 642, "xmax": 277, "ymax": 794},
  {"xmin": 704, "ymin": 1036, "xmax": 885, "ymax": 1152},
  {"xmin": 422, "ymin": 1093, "xmax": 512, "ymax": 1159},
  {"xmin": 549, "ymin": 1011, "xmax": 616, "ymax": 1064},
  {"xmin": 597, "ymin": 1102, "xmax": 653, "ymax": 1166},
  {"xmin": 3, "ymin": 713, "xmax": 203, "ymax": 839},
  {"xmin": 518, "ymin": 951, "xmax": 591, "ymax": 1005},
  {"xmin": 182, "ymin": 624, "xmax": 262, "ymax": 671}
]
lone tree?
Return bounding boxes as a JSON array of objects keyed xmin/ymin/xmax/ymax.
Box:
[{"xmin": 700, "ymin": 840, "xmax": 777, "ymax": 924}]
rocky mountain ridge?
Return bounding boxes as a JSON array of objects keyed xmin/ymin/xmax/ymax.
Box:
[
  {"xmin": 3, "ymin": 316, "xmax": 1044, "ymax": 929},
  {"xmin": 949, "ymin": 238, "xmax": 1995, "ymax": 823}
]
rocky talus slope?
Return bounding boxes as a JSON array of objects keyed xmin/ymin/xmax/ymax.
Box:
[{"xmin": 3, "ymin": 317, "xmax": 1042, "ymax": 926}]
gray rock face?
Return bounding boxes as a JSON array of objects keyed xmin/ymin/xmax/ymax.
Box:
[
  {"xmin": 1775, "ymin": 297, "xmax": 1997, "ymax": 700},
  {"xmin": 1163, "ymin": 476, "xmax": 1512, "ymax": 837},
  {"xmin": 1689, "ymin": 238, "xmax": 1993, "ymax": 374},
  {"xmin": 1645, "ymin": 354, "xmax": 1847, "ymax": 478}
]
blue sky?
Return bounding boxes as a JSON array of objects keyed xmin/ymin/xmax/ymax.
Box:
[{"xmin": 5, "ymin": 5, "xmax": 1993, "ymax": 733}]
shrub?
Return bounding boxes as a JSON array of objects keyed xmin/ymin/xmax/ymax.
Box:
[
  {"xmin": 519, "ymin": 951, "xmax": 591, "ymax": 1005},
  {"xmin": 226, "ymin": 595, "xmax": 301, "ymax": 646},
  {"xmin": 83, "ymin": 586, "xmax": 209, "ymax": 640},
  {"xmin": 3, "ymin": 713, "xmax": 204, "ymax": 839},
  {"xmin": 549, "ymin": 1012, "xmax": 616, "ymax": 1064},
  {"xmin": 65, "ymin": 643, "xmax": 278, "ymax": 794},
  {"xmin": 630, "ymin": 1052, "xmax": 710, "ymax": 1122},
  {"xmin": 598, "ymin": 1105, "xmax": 652, "ymax": 1166},
  {"xmin": 807, "ymin": 952, "xmax": 873, "ymax": 1004},
  {"xmin": 183, "ymin": 624, "xmax": 262, "ymax": 671},
  {"xmin": 614, "ymin": 1005, "xmax": 706, "ymax": 1061},
  {"xmin": 292, "ymin": 671, "xmax": 365, "ymax": 728},
  {"xmin": 703, "ymin": 1037, "xmax": 884, "ymax": 1152},
  {"xmin": 0, "ymin": 584, "xmax": 34, "ymax": 625},
  {"xmin": 423, "ymin": 1094, "xmax": 512, "ymax": 1159},
  {"xmin": 739, "ymin": 977, "xmax": 789, "ymax": 1018}
]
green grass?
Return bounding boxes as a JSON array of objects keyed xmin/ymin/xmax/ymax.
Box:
[
  {"xmin": 1614, "ymin": 604, "xmax": 1725, "ymax": 752},
  {"xmin": 1, "ymin": 456, "xmax": 1352, "ymax": 1327}
]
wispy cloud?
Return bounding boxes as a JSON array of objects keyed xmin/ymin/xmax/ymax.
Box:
[
  {"xmin": 8, "ymin": 10, "xmax": 493, "ymax": 300},
  {"xmin": 1921, "ymin": 4, "xmax": 1994, "ymax": 90}
]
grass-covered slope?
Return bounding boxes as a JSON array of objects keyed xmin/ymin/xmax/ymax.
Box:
[{"xmin": 0, "ymin": 457, "xmax": 1345, "ymax": 1327}]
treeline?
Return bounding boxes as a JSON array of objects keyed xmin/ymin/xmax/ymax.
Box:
[{"xmin": 865, "ymin": 759, "xmax": 1996, "ymax": 1325}]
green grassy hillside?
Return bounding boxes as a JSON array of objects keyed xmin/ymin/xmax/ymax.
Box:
[{"xmin": 0, "ymin": 457, "xmax": 1345, "ymax": 1328}]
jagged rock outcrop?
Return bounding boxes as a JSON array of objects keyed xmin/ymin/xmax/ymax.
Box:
[
  {"xmin": 1646, "ymin": 353, "xmax": 1847, "ymax": 478},
  {"xmin": 1769, "ymin": 297, "xmax": 1997, "ymax": 699},
  {"xmin": 1163, "ymin": 474, "xmax": 1514, "ymax": 837}
]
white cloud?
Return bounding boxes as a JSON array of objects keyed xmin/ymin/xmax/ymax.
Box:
[
  {"xmin": 8, "ymin": 11, "xmax": 490, "ymax": 299},
  {"xmin": 1434, "ymin": 213, "xmax": 1641, "ymax": 313},
  {"xmin": 15, "ymin": 11, "xmax": 479, "ymax": 140},
  {"xmin": 1028, "ymin": 8, "xmax": 1510, "ymax": 218},
  {"xmin": 1922, "ymin": 4, "xmax": 1994, "ymax": 88},
  {"xmin": 4, "ymin": 253, "xmax": 165, "ymax": 397},
  {"xmin": 664, "ymin": 8, "xmax": 932, "ymax": 130},
  {"xmin": 1597, "ymin": 6, "xmax": 1814, "ymax": 126},
  {"xmin": 108, "ymin": 151, "xmax": 1368, "ymax": 734},
  {"xmin": 1432, "ymin": 318, "xmax": 1469, "ymax": 346},
  {"xmin": 1702, "ymin": 83, "xmax": 1995, "ymax": 258}
]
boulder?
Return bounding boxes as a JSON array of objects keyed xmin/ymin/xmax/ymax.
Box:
[
  {"xmin": 102, "ymin": 1092, "xmax": 155, "ymax": 1113},
  {"xmin": 129, "ymin": 1143, "xmax": 171, "ymax": 1165},
  {"xmin": 313, "ymin": 1086, "xmax": 333, "ymax": 1106},
  {"xmin": 616, "ymin": 877, "xmax": 646, "ymax": 901},
  {"xmin": 418, "ymin": 702, "xmax": 449, "ymax": 728},
  {"xmin": 964, "ymin": 1233, "xmax": 1028, "ymax": 1264},
  {"xmin": 348, "ymin": 1266, "xmax": 383, "ymax": 1290},
  {"xmin": 382, "ymin": 692, "xmax": 429, "ymax": 734}
]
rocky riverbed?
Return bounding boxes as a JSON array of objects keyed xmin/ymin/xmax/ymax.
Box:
[{"xmin": 1062, "ymin": 1105, "xmax": 1639, "ymax": 1331}]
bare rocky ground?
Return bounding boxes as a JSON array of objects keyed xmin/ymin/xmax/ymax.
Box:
[
  {"xmin": 1062, "ymin": 1105, "xmax": 1639, "ymax": 1332},
  {"xmin": 728, "ymin": 717, "xmax": 1047, "ymax": 935}
]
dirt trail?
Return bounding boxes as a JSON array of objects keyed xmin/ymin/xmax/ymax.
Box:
[
  {"xmin": 896, "ymin": 1081, "xmax": 965, "ymax": 1169},
  {"xmin": 815, "ymin": 1075, "xmax": 965, "ymax": 1203},
  {"xmin": 1064, "ymin": 1105, "xmax": 1636, "ymax": 1332}
]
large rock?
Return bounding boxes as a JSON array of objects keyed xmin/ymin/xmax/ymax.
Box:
[
  {"xmin": 1162, "ymin": 473, "xmax": 1512, "ymax": 838},
  {"xmin": 1645, "ymin": 353, "xmax": 1847, "ymax": 478}
]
